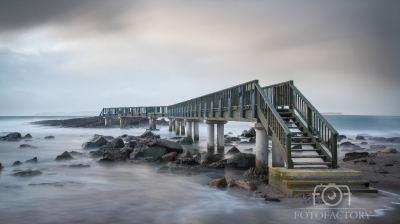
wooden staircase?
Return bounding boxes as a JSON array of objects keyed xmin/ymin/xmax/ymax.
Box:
[{"xmin": 276, "ymin": 108, "xmax": 333, "ymax": 168}]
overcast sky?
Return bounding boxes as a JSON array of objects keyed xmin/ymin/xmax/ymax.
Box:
[{"xmin": 0, "ymin": 0, "xmax": 399, "ymax": 116}]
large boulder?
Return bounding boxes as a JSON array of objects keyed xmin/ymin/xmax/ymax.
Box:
[
  {"xmin": 176, "ymin": 158, "xmax": 199, "ymax": 165},
  {"xmin": 208, "ymin": 177, "xmax": 227, "ymax": 187},
  {"xmin": 126, "ymin": 140, "xmax": 137, "ymax": 148},
  {"xmin": 202, "ymin": 154, "xmax": 223, "ymax": 165},
  {"xmin": 140, "ymin": 131, "xmax": 160, "ymax": 139},
  {"xmin": 99, "ymin": 151, "xmax": 127, "ymax": 163},
  {"xmin": 55, "ymin": 151, "xmax": 73, "ymax": 161},
  {"xmin": 225, "ymin": 153, "xmax": 255, "ymax": 168},
  {"xmin": 0, "ymin": 132, "xmax": 22, "ymax": 141},
  {"xmin": 24, "ymin": 133, "xmax": 33, "ymax": 139},
  {"xmin": 12, "ymin": 161, "xmax": 23, "ymax": 166},
  {"xmin": 82, "ymin": 136, "xmax": 108, "ymax": 149},
  {"xmin": 25, "ymin": 157, "xmax": 38, "ymax": 164},
  {"xmin": 162, "ymin": 152, "xmax": 178, "ymax": 162},
  {"xmin": 235, "ymin": 180, "xmax": 257, "ymax": 191},
  {"xmin": 355, "ymin": 135, "xmax": 365, "ymax": 140},
  {"xmin": 180, "ymin": 137, "xmax": 194, "ymax": 145},
  {"xmin": 130, "ymin": 147, "xmax": 167, "ymax": 159},
  {"xmin": 243, "ymin": 167, "xmax": 268, "ymax": 181},
  {"xmin": 147, "ymin": 139, "xmax": 183, "ymax": 153},
  {"xmin": 226, "ymin": 146, "xmax": 240, "ymax": 155},
  {"xmin": 109, "ymin": 138, "xmax": 125, "ymax": 149},
  {"xmin": 343, "ymin": 152, "xmax": 369, "ymax": 161},
  {"xmin": 120, "ymin": 146, "xmax": 134, "ymax": 157},
  {"xmin": 242, "ymin": 128, "xmax": 256, "ymax": 137},
  {"xmin": 12, "ymin": 169, "xmax": 42, "ymax": 177},
  {"xmin": 380, "ymin": 148, "xmax": 397, "ymax": 153}
]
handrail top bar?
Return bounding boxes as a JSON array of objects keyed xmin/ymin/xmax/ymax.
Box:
[
  {"xmin": 103, "ymin": 106, "xmax": 168, "ymax": 109},
  {"xmin": 169, "ymin": 79, "xmax": 259, "ymax": 107},
  {"xmin": 255, "ymin": 83, "xmax": 291, "ymax": 134},
  {"xmin": 290, "ymin": 84, "xmax": 338, "ymax": 135},
  {"xmin": 262, "ymin": 80, "xmax": 294, "ymax": 89}
]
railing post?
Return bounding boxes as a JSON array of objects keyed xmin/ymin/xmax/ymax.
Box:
[
  {"xmin": 286, "ymin": 134, "xmax": 293, "ymax": 169},
  {"xmin": 228, "ymin": 98, "xmax": 232, "ymax": 118},
  {"xmin": 288, "ymin": 81, "xmax": 293, "ymax": 109},
  {"xmin": 331, "ymin": 133, "xmax": 338, "ymax": 169},
  {"xmin": 307, "ymin": 106, "xmax": 312, "ymax": 131}
]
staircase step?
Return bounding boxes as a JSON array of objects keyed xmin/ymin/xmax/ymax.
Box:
[
  {"xmin": 291, "ymin": 143, "xmax": 315, "ymax": 146},
  {"xmin": 288, "ymin": 127, "xmax": 302, "ymax": 129},
  {"xmin": 293, "ymin": 162, "xmax": 331, "ymax": 166},
  {"xmin": 279, "ymin": 112, "xmax": 292, "ymax": 115},
  {"xmin": 292, "ymin": 149, "xmax": 321, "ymax": 152},
  {"xmin": 292, "ymin": 132, "xmax": 308, "ymax": 135},
  {"xmin": 281, "ymin": 117, "xmax": 296, "ymax": 120},
  {"xmin": 291, "ymin": 155, "xmax": 326, "ymax": 158}
]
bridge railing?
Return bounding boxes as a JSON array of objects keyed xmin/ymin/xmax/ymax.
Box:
[
  {"xmin": 100, "ymin": 106, "xmax": 168, "ymax": 117},
  {"xmin": 167, "ymin": 80, "xmax": 258, "ymax": 118},
  {"xmin": 255, "ymin": 83, "xmax": 292, "ymax": 168},
  {"xmin": 262, "ymin": 81, "xmax": 338, "ymax": 168}
]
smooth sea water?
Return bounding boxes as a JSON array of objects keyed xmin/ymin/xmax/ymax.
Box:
[{"xmin": 0, "ymin": 116, "xmax": 400, "ymax": 224}]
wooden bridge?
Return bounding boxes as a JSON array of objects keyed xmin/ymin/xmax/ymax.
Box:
[{"xmin": 100, "ymin": 80, "xmax": 338, "ymax": 170}]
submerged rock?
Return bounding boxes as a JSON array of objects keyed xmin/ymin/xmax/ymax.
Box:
[
  {"xmin": 235, "ymin": 180, "xmax": 257, "ymax": 191},
  {"xmin": 25, "ymin": 157, "xmax": 38, "ymax": 164},
  {"xmin": 12, "ymin": 161, "xmax": 23, "ymax": 166},
  {"xmin": 24, "ymin": 133, "xmax": 33, "ymax": 139},
  {"xmin": 375, "ymin": 169, "xmax": 389, "ymax": 174},
  {"xmin": 44, "ymin": 136, "xmax": 55, "ymax": 139},
  {"xmin": 55, "ymin": 151, "xmax": 73, "ymax": 161},
  {"xmin": 193, "ymin": 153, "xmax": 201, "ymax": 163},
  {"xmin": 208, "ymin": 177, "xmax": 227, "ymax": 187},
  {"xmin": 202, "ymin": 154, "xmax": 223, "ymax": 165},
  {"xmin": 82, "ymin": 136, "xmax": 108, "ymax": 149},
  {"xmin": 225, "ymin": 153, "xmax": 255, "ymax": 168},
  {"xmin": 243, "ymin": 148, "xmax": 253, "ymax": 152},
  {"xmin": 69, "ymin": 164, "xmax": 91, "ymax": 168},
  {"xmin": 355, "ymin": 136, "xmax": 365, "ymax": 140},
  {"xmin": 0, "ymin": 132, "xmax": 22, "ymax": 141},
  {"xmin": 265, "ymin": 197, "xmax": 281, "ymax": 202},
  {"xmin": 13, "ymin": 169, "xmax": 42, "ymax": 177},
  {"xmin": 19, "ymin": 144, "xmax": 37, "ymax": 148}
]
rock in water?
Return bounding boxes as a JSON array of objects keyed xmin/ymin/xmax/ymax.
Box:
[
  {"xmin": 355, "ymin": 135, "xmax": 365, "ymax": 140},
  {"xmin": 140, "ymin": 131, "xmax": 160, "ymax": 139},
  {"xmin": 226, "ymin": 179, "xmax": 236, "ymax": 187},
  {"xmin": 13, "ymin": 169, "xmax": 43, "ymax": 177},
  {"xmin": 370, "ymin": 145, "xmax": 386, "ymax": 150},
  {"xmin": 12, "ymin": 161, "xmax": 23, "ymax": 166},
  {"xmin": 243, "ymin": 167, "xmax": 268, "ymax": 181},
  {"xmin": 147, "ymin": 139, "xmax": 183, "ymax": 153},
  {"xmin": 82, "ymin": 136, "xmax": 108, "ymax": 149},
  {"xmin": 126, "ymin": 140, "xmax": 137, "ymax": 148},
  {"xmin": 202, "ymin": 154, "xmax": 223, "ymax": 165},
  {"xmin": 265, "ymin": 197, "xmax": 281, "ymax": 202},
  {"xmin": 180, "ymin": 137, "xmax": 194, "ymax": 145},
  {"xmin": 99, "ymin": 151, "xmax": 127, "ymax": 163},
  {"xmin": 162, "ymin": 152, "xmax": 178, "ymax": 162},
  {"xmin": 69, "ymin": 164, "xmax": 90, "ymax": 168},
  {"xmin": 179, "ymin": 151, "xmax": 193, "ymax": 159},
  {"xmin": 249, "ymin": 138, "xmax": 256, "ymax": 143},
  {"xmin": 130, "ymin": 147, "xmax": 167, "ymax": 159},
  {"xmin": 44, "ymin": 136, "xmax": 55, "ymax": 139},
  {"xmin": 208, "ymin": 177, "xmax": 227, "ymax": 187},
  {"xmin": 226, "ymin": 146, "xmax": 240, "ymax": 155},
  {"xmin": 342, "ymin": 152, "xmax": 369, "ymax": 161},
  {"xmin": 380, "ymin": 148, "xmax": 397, "ymax": 153},
  {"xmin": 19, "ymin": 144, "xmax": 37, "ymax": 148},
  {"xmin": 0, "ymin": 132, "xmax": 22, "ymax": 141},
  {"xmin": 193, "ymin": 153, "xmax": 201, "ymax": 163},
  {"xmin": 244, "ymin": 128, "xmax": 256, "ymax": 137},
  {"xmin": 120, "ymin": 146, "xmax": 134, "ymax": 157},
  {"xmin": 176, "ymin": 158, "xmax": 199, "ymax": 165},
  {"xmin": 0, "ymin": 162, "xmax": 3, "ymax": 170},
  {"xmin": 109, "ymin": 138, "xmax": 125, "ymax": 149},
  {"xmin": 208, "ymin": 160, "xmax": 225, "ymax": 168},
  {"xmin": 243, "ymin": 148, "xmax": 253, "ymax": 152},
  {"xmin": 25, "ymin": 157, "xmax": 38, "ymax": 164},
  {"xmin": 55, "ymin": 151, "xmax": 73, "ymax": 161},
  {"xmin": 375, "ymin": 169, "xmax": 389, "ymax": 174},
  {"xmin": 235, "ymin": 180, "xmax": 257, "ymax": 191},
  {"xmin": 225, "ymin": 153, "xmax": 255, "ymax": 168},
  {"xmin": 24, "ymin": 133, "xmax": 33, "ymax": 139}
]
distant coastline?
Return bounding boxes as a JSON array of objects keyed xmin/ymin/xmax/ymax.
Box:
[
  {"xmin": 321, "ymin": 112, "xmax": 343, "ymax": 115},
  {"xmin": 34, "ymin": 111, "xmax": 100, "ymax": 116}
]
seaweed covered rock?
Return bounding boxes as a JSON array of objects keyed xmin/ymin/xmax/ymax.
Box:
[
  {"xmin": 130, "ymin": 147, "xmax": 167, "ymax": 159},
  {"xmin": 208, "ymin": 177, "xmax": 227, "ymax": 187},
  {"xmin": 55, "ymin": 151, "xmax": 73, "ymax": 161},
  {"xmin": 225, "ymin": 153, "xmax": 255, "ymax": 168},
  {"xmin": 243, "ymin": 167, "xmax": 268, "ymax": 181},
  {"xmin": 140, "ymin": 131, "xmax": 160, "ymax": 139},
  {"xmin": 208, "ymin": 160, "xmax": 225, "ymax": 168},
  {"xmin": 235, "ymin": 180, "xmax": 257, "ymax": 191},
  {"xmin": 82, "ymin": 136, "xmax": 108, "ymax": 149},
  {"xmin": 226, "ymin": 146, "xmax": 240, "ymax": 155},
  {"xmin": 120, "ymin": 146, "xmax": 134, "ymax": 157}
]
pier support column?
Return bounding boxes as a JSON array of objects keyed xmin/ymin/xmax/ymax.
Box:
[
  {"xmin": 216, "ymin": 123, "xmax": 226, "ymax": 155},
  {"xmin": 185, "ymin": 120, "xmax": 193, "ymax": 138},
  {"xmin": 251, "ymin": 122, "xmax": 269, "ymax": 170},
  {"xmin": 169, "ymin": 118, "xmax": 173, "ymax": 132},
  {"xmin": 272, "ymin": 141, "xmax": 285, "ymax": 167},
  {"xmin": 152, "ymin": 118, "xmax": 157, "ymax": 130},
  {"xmin": 148, "ymin": 118, "xmax": 153, "ymax": 130},
  {"xmin": 175, "ymin": 120, "xmax": 181, "ymax": 136},
  {"xmin": 120, "ymin": 117, "xmax": 128, "ymax": 129},
  {"xmin": 206, "ymin": 123, "xmax": 215, "ymax": 154},
  {"xmin": 205, "ymin": 120, "xmax": 228, "ymax": 155},
  {"xmin": 105, "ymin": 117, "xmax": 111, "ymax": 127},
  {"xmin": 181, "ymin": 122, "xmax": 185, "ymax": 136},
  {"xmin": 193, "ymin": 121, "xmax": 199, "ymax": 142}
]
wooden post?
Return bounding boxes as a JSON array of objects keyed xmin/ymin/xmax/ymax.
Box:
[
  {"xmin": 286, "ymin": 134, "xmax": 293, "ymax": 169},
  {"xmin": 332, "ymin": 133, "xmax": 338, "ymax": 169}
]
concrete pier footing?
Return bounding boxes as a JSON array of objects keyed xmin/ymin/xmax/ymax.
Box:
[
  {"xmin": 206, "ymin": 123, "xmax": 214, "ymax": 154},
  {"xmin": 216, "ymin": 123, "xmax": 225, "ymax": 155},
  {"xmin": 186, "ymin": 121, "xmax": 192, "ymax": 138},
  {"xmin": 251, "ymin": 122, "xmax": 269, "ymax": 169},
  {"xmin": 272, "ymin": 141, "xmax": 285, "ymax": 167},
  {"xmin": 169, "ymin": 118, "xmax": 173, "ymax": 132},
  {"xmin": 205, "ymin": 120, "xmax": 227, "ymax": 155},
  {"xmin": 193, "ymin": 121, "xmax": 199, "ymax": 141},
  {"xmin": 105, "ymin": 117, "xmax": 111, "ymax": 127},
  {"xmin": 181, "ymin": 123, "xmax": 185, "ymax": 136},
  {"xmin": 175, "ymin": 120, "xmax": 181, "ymax": 136}
]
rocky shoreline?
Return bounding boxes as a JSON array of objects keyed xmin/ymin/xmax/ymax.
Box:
[{"xmin": 30, "ymin": 116, "xmax": 169, "ymax": 128}]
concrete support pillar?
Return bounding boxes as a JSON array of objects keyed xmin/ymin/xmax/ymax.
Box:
[
  {"xmin": 173, "ymin": 119, "xmax": 176, "ymax": 131},
  {"xmin": 216, "ymin": 123, "xmax": 225, "ymax": 155},
  {"xmin": 186, "ymin": 121, "xmax": 192, "ymax": 138},
  {"xmin": 181, "ymin": 123, "xmax": 185, "ymax": 136},
  {"xmin": 105, "ymin": 117, "xmax": 111, "ymax": 127},
  {"xmin": 120, "ymin": 117, "xmax": 127, "ymax": 129},
  {"xmin": 251, "ymin": 122, "xmax": 269, "ymax": 170},
  {"xmin": 169, "ymin": 118, "xmax": 173, "ymax": 132},
  {"xmin": 206, "ymin": 123, "xmax": 215, "ymax": 154},
  {"xmin": 272, "ymin": 141, "xmax": 285, "ymax": 167},
  {"xmin": 175, "ymin": 120, "xmax": 180, "ymax": 136},
  {"xmin": 152, "ymin": 118, "xmax": 157, "ymax": 129},
  {"xmin": 148, "ymin": 118, "xmax": 152, "ymax": 129},
  {"xmin": 193, "ymin": 121, "xmax": 199, "ymax": 142}
]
